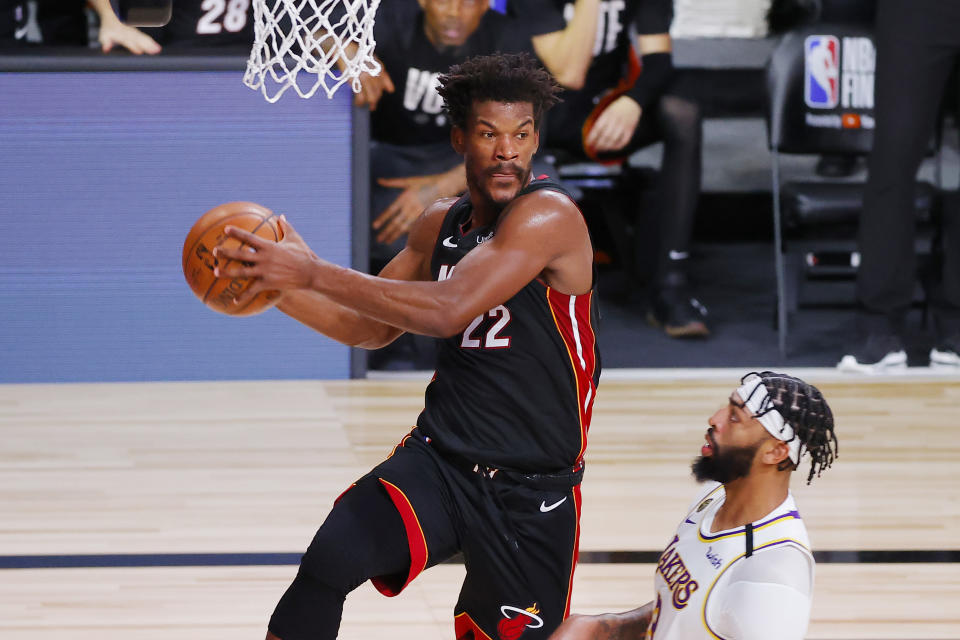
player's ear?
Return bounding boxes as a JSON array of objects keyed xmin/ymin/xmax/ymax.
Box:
[
  {"xmin": 451, "ymin": 126, "xmax": 465, "ymax": 154},
  {"xmin": 762, "ymin": 439, "xmax": 791, "ymax": 466}
]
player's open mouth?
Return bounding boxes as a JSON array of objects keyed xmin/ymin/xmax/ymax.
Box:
[{"xmin": 701, "ymin": 432, "xmax": 714, "ymax": 457}]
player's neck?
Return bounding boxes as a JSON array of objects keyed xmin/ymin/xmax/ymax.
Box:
[
  {"xmin": 712, "ymin": 474, "xmax": 790, "ymax": 533},
  {"xmin": 465, "ymin": 189, "xmax": 503, "ymax": 230}
]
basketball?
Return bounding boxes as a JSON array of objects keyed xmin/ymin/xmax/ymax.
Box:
[{"xmin": 181, "ymin": 201, "xmax": 284, "ymax": 316}]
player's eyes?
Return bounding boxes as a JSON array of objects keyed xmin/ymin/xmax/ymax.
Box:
[{"xmin": 517, "ymin": 132, "xmax": 528, "ymax": 139}]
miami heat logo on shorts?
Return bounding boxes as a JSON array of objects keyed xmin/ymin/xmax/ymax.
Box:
[{"xmin": 497, "ymin": 603, "xmax": 543, "ymax": 640}]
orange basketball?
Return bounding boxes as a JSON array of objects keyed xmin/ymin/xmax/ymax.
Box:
[{"xmin": 182, "ymin": 201, "xmax": 284, "ymax": 316}]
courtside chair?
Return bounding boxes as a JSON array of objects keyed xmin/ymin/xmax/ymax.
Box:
[{"xmin": 764, "ymin": 24, "xmax": 937, "ymax": 356}]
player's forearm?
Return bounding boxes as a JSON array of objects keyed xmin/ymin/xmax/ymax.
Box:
[
  {"xmin": 559, "ymin": 604, "xmax": 654, "ymax": 640},
  {"xmin": 307, "ymin": 260, "xmax": 463, "ymax": 338},
  {"xmin": 594, "ymin": 604, "xmax": 654, "ymax": 640},
  {"xmin": 276, "ymin": 290, "xmax": 401, "ymax": 349},
  {"xmin": 533, "ymin": 0, "xmax": 601, "ymax": 89}
]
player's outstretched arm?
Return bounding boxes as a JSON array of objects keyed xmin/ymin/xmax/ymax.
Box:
[
  {"xmin": 215, "ymin": 189, "xmax": 591, "ymax": 338},
  {"xmin": 216, "ymin": 201, "xmax": 447, "ymax": 348},
  {"xmin": 548, "ymin": 603, "xmax": 654, "ymax": 640}
]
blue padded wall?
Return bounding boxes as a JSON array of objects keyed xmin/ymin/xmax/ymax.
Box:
[{"xmin": 0, "ymin": 71, "xmax": 353, "ymax": 382}]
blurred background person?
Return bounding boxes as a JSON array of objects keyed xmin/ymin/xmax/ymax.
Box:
[
  {"xmin": 838, "ymin": 0, "xmax": 960, "ymax": 372},
  {"xmin": 520, "ymin": 0, "xmax": 709, "ymax": 339}
]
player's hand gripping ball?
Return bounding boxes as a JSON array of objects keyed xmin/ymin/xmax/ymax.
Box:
[{"xmin": 182, "ymin": 201, "xmax": 284, "ymax": 316}]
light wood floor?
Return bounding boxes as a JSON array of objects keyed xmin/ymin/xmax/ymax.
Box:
[{"xmin": 1, "ymin": 373, "xmax": 959, "ymax": 638}]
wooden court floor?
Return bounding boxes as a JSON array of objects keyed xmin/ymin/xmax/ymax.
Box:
[{"xmin": 1, "ymin": 372, "xmax": 959, "ymax": 639}]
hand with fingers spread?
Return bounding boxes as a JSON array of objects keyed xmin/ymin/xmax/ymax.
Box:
[
  {"xmin": 213, "ymin": 216, "xmax": 321, "ymax": 309},
  {"xmin": 88, "ymin": 0, "xmax": 161, "ymax": 55},
  {"xmin": 584, "ymin": 95, "xmax": 642, "ymax": 154},
  {"xmin": 98, "ymin": 19, "xmax": 162, "ymax": 54},
  {"xmin": 374, "ymin": 166, "xmax": 466, "ymax": 245}
]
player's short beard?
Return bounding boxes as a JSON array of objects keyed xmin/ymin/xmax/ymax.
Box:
[{"xmin": 691, "ymin": 441, "xmax": 760, "ymax": 484}]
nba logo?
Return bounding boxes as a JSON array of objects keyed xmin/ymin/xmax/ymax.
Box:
[{"xmin": 804, "ymin": 35, "xmax": 840, "ymax": 109}]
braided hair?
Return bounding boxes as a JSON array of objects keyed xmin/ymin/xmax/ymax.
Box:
[
  {"xmin": 745, "ymin": 371, "xmax": 838, "ymax": 484},
  {"xmin": 436, "ymin": 52, "xmax": 561, "ymax": 131}
]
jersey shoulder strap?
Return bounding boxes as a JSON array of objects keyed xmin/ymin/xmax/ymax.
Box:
[{"xmin": 518, "ymin": 175, "xmax": 577, "ymax": 202}]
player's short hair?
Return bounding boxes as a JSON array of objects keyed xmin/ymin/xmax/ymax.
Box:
[
  {"xmin": 750, "ymin": 371, "xmax": 838, "ymax": 484},
  {"xmin": 437, "ymin": 52, "xmax": 561, "ymax": 131}
]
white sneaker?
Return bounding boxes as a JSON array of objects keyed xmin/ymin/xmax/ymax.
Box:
[
  {"xmin": 930, "ymin": 347, "xmax": 960, "ymax": 370},
  {"xmin": 837, "ymin": 332, "xmax": 908, "ymax": 374},
  {"xmin": 837, "ymin": 350, "xmax": 908, "ymax": 374}
]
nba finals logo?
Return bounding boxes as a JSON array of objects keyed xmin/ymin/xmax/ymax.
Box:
[{"xmin": 804, "ymin": 35, "xmax": 840, "ymax": 109}]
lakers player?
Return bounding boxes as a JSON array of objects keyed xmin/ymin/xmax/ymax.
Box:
[{"xmin": 550, "ymin": 372, "xmax": 838, "ymax": 640}]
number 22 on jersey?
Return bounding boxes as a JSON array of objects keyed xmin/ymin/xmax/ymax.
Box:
[{"xmin": 438, "ymin": 264, "xmax": 513, "ymax": 350}]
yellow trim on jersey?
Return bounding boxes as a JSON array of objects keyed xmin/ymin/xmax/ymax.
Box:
[
  {"xmin": 699, "ymin": 538, "xmax": 811, "ymax": 640},
  {"xmin": 696, "ymin": 512, "xmax": 807, "ymax": 544}
]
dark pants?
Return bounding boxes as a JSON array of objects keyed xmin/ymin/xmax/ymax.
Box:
[
  {"xmin": 546, "ymin": 92, "xmax": 703, "ymax": 283},
  {"xmin": 857, "ymin": 0, "xmax": 960, "ymax": 337}
]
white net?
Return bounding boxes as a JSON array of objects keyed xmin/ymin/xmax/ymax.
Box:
[{"xmin": 244, "ymin": 0, "xmax": 382, "ymax": 103}]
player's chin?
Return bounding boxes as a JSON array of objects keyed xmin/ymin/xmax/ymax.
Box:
[{"xmin": 486, "ymin": 183, "xmax": 522, "ymax": 206}]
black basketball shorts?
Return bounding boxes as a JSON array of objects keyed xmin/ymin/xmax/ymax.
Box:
[{"xmin": 350, "ymin": 428, "xmax": 583, "ymax": 640}]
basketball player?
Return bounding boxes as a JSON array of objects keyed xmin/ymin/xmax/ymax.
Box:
[
  {"xmin": 515, "ymin": 0, "xmax": 708, "ymax": 338},
  {"xmin": 214, "ymin": 53, "xmax": 601, "ymax": 640},
  {"xmin": 361, "ymin": 0, "xmax": 601, "ymax": 269},
  {"xmin": 549, "ymin": 372, "xmax": 838, "ymax": 640}
]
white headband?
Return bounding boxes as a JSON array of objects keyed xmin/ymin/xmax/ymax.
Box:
[{"xmin": 736, "ymin": 373, "xmax": 801, "ymax": 464}]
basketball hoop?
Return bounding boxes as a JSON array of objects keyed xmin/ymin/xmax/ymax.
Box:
[{"xmin": 244, "ymin": 0, "xmax": 382, "ymax": 103}]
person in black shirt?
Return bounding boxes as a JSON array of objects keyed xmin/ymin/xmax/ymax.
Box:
[
  {"xmin": 522, "ymin": 0, "xmax": 710, "ymax": 338},
  {"xmin": 213, "ymin": 53, "xmax": 600, "ymax": 640}
]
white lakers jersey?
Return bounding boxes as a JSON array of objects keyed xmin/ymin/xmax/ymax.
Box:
[{"xmin": 647, "ymin": 483, "xmax": 814, "ymax": 640}]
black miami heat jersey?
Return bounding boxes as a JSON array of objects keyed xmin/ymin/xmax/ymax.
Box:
[{"xmin": 416, "ymin": 178, "xmax": 601, "ymax": 473}]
